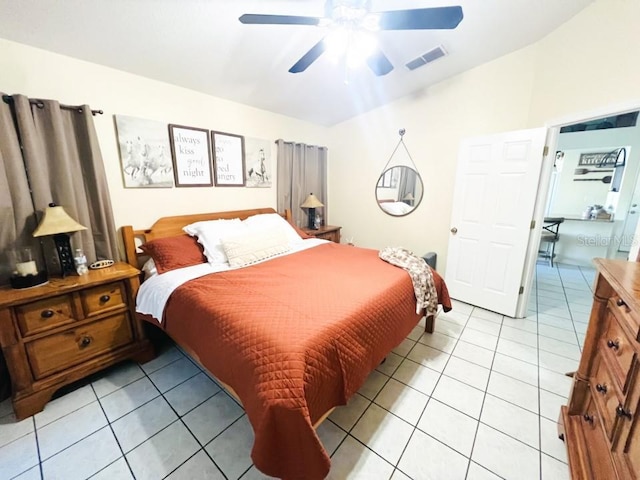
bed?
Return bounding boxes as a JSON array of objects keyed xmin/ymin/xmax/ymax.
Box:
[{"xmin": 122, "ymin": 207, "xmax": 451, "ymax": 480}]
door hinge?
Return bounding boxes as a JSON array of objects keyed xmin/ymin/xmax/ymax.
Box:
[
  {"xmin": 519, "ymin": 286, "xmax": 524, "ymax": 294},
  {"xmin": 530, "ymin": 220, "xmax": 536, "ymax": 230},
  {"xmin": 543, "ymin": 145, "xmax": 549, "ymax": 156}
]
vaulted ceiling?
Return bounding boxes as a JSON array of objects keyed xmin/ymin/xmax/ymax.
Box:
[{"xmin": 0, "ymin": 0, "xmax": 593, "ymax": 126}]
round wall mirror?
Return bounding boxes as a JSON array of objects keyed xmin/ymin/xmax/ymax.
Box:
[{"xmin": 375, "ymin": 166, "xmax": 424, "ymax": 216}]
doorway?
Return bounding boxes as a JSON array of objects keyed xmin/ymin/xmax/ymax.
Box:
[{"xmin": 517, "ymin": 103, "xmax": 640, "ymax": 318}]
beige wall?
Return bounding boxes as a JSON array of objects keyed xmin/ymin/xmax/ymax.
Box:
[
  {"xmin": 326, "ymin": 46, "xmax": 537, "ymax": 265},
  {"xmin": 327, "ymin": 0, "xmax": 640, "ymax": 273},
  {"xmin": 3, "ymin": 0, "xmax": 639, "ymax": 272},
  {"xmin": 0, "ymin": 38, "xmax": 328, "ymax": 232}
]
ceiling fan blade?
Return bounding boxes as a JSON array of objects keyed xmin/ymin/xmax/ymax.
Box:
[
  {"xmin": 378, "ymin": 6, "xmax": 463, "ymax": 30},
  {"xmin": 289, "ymin": 38, "xmax": 326, "ymax": 73},
  {"xmin": 239, "ymin": 14, "xmax": 320, "ymax": 26},
  {"xmin": 367, "ymin": 49, "xmax": 393, "ymax": 76}
]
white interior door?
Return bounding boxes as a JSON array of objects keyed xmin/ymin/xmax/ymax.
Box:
[{"xmin": 445, "ymin": 128, "xmax": 547, "ymax": 317}]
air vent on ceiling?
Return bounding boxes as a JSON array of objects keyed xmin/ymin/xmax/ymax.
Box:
[{"xmin": 405, "ymin": 45, "xmax": 447, "ymax": 71}]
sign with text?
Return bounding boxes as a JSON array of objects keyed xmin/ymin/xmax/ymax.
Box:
[
  {"xmin": 169, "ymin": 125, "xmax": 212, "ymax": 187},
  {"xmin": 212, "ymin": 131, "xmax": 246, "ymax": 186}
]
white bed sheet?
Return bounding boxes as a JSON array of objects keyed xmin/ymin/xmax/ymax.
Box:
[{"xmin": 137, "ymin": 238, "xmax": 328, "ymax": 322}]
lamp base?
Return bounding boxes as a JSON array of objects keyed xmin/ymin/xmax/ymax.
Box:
[
  {"xmin": 307, "ymin": 207, "xmax": 317, "ymax": 230},
  {"xmin": 10, "ymin": 271, "xmax": 49, "ymax": 289},
  {"xmin": 53, "ymin": 233, "xmax": 76, "ymax": 277}
]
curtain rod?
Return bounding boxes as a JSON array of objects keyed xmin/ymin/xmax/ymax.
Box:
[
  {"xmin": 275, "ymin": 139, "xmax": 327, "ymax": 149},
  {"xmin": 2, "ymin": 95, "xmax": 103, "ymax": 116}
]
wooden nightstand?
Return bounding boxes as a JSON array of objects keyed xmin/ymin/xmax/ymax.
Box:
[
  {"xmin": 303, "ymin": 225, "xmax": 342, "ymax": 243},
  {"xmin": 0, "ymin": 262, "xmax": 154, "ymax": 419}
]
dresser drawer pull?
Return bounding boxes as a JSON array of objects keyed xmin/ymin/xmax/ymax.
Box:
[
  {"xmin": 41, "ymin": 309, "xmax": 55, "ymax": 319},
  {"xmin": 616, "ymin": 404, "xmax": 632, "ymax": 420},
  {"xmin": 596, "ymin": 383, "xmax": 608, "ymax": 394},
  {"xmin": 99, "ymin": 295, "xmax": 111, "ymax": 303},
  {"xmin": 607, "ymin": 339, "xmax": 620, "ymax": 350},
  {"xmin": 616, "ymin": 298, "xmax": 626, "ymax": 307},
  {"xmin": 79, "ymin": 336, "xmax": 92, "ymax": 348},
  {"xmin": 583, "ymin": 414, "xmax": 595, "ymax": 424}
]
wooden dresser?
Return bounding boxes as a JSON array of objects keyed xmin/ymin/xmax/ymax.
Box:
[
  {"xmin": 302, "ymin": 225, "xmax": 341, "ymax": 243},
  {"xmin": 0, "ymin": 263, "xmax": 154, "ymax": 419},
  {"xmin": 559, "ymin": 258, "xmax": 640, "ymax": 478}
]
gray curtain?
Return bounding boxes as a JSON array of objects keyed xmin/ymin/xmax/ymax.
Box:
[
  {"xmin": 397, "ymin": 168, "xmax": 417, "ymax": 204},
  {"xmin": 276, "ymin": 140, "xmax": 328, "ymax": 227},
  {"xmin": 0, "ymin": 94, "xmax": 118, "ymax": 282}
]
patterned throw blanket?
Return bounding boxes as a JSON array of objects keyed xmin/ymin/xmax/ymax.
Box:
[{"xmin": 379, "ymin": 247, "xmax": 438, "ymax": 316}]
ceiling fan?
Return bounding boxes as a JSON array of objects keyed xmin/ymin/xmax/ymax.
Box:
[{"xmin": 239, "ymin": 0, "xmax": 463, "ymax": 76}]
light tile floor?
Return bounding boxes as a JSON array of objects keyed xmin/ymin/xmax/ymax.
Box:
[{"xmin": 0, "ymin": 263, "xmax": 595, "ymax": 479}]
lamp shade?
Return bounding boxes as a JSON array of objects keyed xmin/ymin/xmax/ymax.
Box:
[
  {"xmin": 33, "ymin": 204, "xmax": 87, "ymax": 237},
  {"xmin": 402, "ymin": 193, "xmax": 414, "ymax": 201},
  {"xmin": 300, "ymin": 193, "xmax": 324, "ymax": 209}
]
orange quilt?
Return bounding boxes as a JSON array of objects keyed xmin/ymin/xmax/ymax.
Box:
[{"xmin": 158, "ymin": 242, "xmax": 450, "ymax": 479}]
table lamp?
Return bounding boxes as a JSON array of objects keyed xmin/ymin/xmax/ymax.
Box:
[
  {"xmin": 300, "ymin": 193, "xmax": 324, "ymax": 230},
  {"xmin": 402, "ymin": 193, "xmax": 415, "ymax": 206},
  {"xmin": 33, "ymin": 203, "xmax": 87, "ymax": 277}
]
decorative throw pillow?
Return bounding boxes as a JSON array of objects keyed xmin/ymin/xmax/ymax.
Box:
[
  {"xmin": 220, "ymin": 226, "xmax": 291, "ymax": 268},
  {"xmin": 183, "ymin": 218, "xmax": 243, "ymax": 265},
  {"xmin": 140, "ymin": 235, "xmax": 207, "ymax": 274}
]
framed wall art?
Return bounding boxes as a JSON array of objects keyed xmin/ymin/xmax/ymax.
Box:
[
  {"xmin": 211, "ymin": 131, "xmax": 246, "ymax": 186},
  {"xmin": 114, "ymin": 115, "xmax": 174, "ymax": 188},
  {"xmin": 168, "ymin": 124, "xmax": 213, "ymax": 187},
  {"xmin": 244, "ymin": 137, "xmax": 272, "ymax": 188}
]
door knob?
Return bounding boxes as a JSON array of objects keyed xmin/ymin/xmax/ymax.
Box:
[{"xmin": 450, "ymin": 227, "xmax": 458, "ymax": 235}]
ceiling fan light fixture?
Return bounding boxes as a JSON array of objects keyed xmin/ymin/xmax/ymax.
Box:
[
  {"xmin": 347, "ymin": 31, "xmax": 377, "ymax": 67},
  {"xmin": 361, "ymin": 13, "xmax": 380, "ymax": 31},
  {"xmin": 325, "ymin": 27, "xmax": 350, "ymax": 60}
]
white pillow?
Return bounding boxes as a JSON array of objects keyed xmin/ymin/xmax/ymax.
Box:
[
  {"xmin": 220, "ymin": 226, "xmax": 291, "ymax": 268},
  {"xmin": 183, "ymin": 218, "xmax": 243, "ymax": 265},
  {"xmin": 242, "ymin": 213, "xmax": 303, "ymax": 246}
]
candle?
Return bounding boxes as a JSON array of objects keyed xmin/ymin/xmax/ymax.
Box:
[{"xmin": 16, "ymin": 260, "xmax": 37, "ymax": 277}]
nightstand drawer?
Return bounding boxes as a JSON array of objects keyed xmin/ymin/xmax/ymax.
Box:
[
  {"xmin": 26, "ymin": 312, "xmax": 134, "ymax": 380},
  {"xmin": 81, "ymin": 282, "xmax": 126, "ymax": 317},
  {"xmin": 16, "ymin": 295, "xmax": 76, "ymax": 337}
]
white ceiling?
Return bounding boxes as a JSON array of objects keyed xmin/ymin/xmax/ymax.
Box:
[{"xmin": 0, "ymin": 0, "xmax": 593, "ymax": 126}]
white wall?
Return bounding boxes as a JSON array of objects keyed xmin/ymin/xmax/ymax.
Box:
[
  {"xmin": 327, "ymin": 0, "xmax": 640, "ymax": 274},
  {"xmin": 3, "ymin": 0, "xmax": 640, "ymax": 273},
  {"xmin": 327, "ymin": 48, "xmax": 536, "ymax": 266},
  {"xmin": 0, "ymin": 38, "xmax": 328, "ymax": 233}
]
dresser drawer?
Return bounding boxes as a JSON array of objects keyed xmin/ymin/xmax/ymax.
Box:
[
  {"xmin": 610, "ymin": 295, "xmax": 640, "ymax": 340},
  {"xmin": 601, "ymin": 309, "xmax": 637, "ymax": 394},
  {"xmin": 80, "ymin": 282, "xmax": 126, "ymax": 317},
  {"xmin": 591, "ymin": 353, "xmax": 622, "ymax": 440},
  {"xmin": 26, "ymin": 313, "xmax": 134, "ymax": 380},
  {"xmin": 16, "ymin": 295, "xmax": 76, "ymax": 337}
]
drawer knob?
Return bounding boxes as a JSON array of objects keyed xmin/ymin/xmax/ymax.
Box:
[
  {"xmin": 41, "ymin": 309, "xmax": 54, "ymax": 319},
  {"xmin": 617, "ymin": 298, "xmax": 626, "ymax": 307},
  {"xmin": 616, "ymin": 404, "xmax": 632, "ymax": 420},
  {"xmin": 79, "ymin": 336, "xmax": 92, "ymax": 348},
  {"xmin": 99, "ymin": 294, "xmax": 111, "ymax": 303},
  {"xmin": 596, "ymin": 383, "xmax": 608, "ymax": 394},
  {"xmin": 583, "ymin": 413, "xmax": 595, "ymax": 424},
  {"xmin": 607, "ymin": 339, "xmax": 620, "ymax": 350}
]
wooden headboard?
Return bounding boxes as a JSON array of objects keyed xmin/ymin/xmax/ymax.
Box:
[{"xmin": 121, "ymin": 207, "xmax": 292, "ymax": 270}]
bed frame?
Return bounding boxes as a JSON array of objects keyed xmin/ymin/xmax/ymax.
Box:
[{"xmin": 120, "ymin": 207, "xmax": 339, "ymax": 428}]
